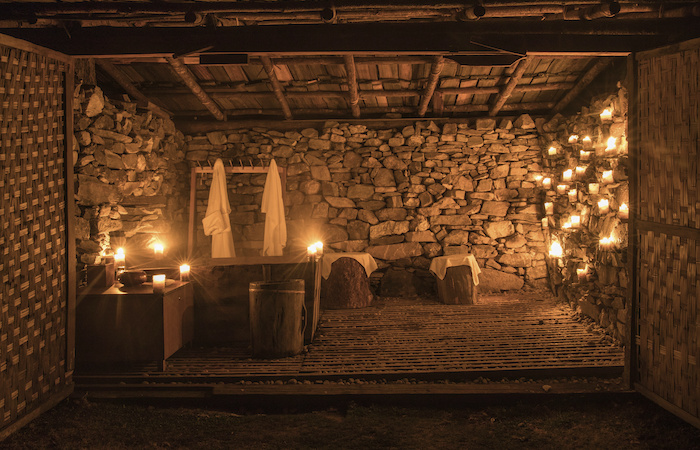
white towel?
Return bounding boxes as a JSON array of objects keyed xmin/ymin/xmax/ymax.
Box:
[
  {"xmin": 261, "ymin": 159, "xmax": 287, "ymax": 256},
  {"xmin": 202, "ymin": 159, "xmax": 236, "ymax": 258}
]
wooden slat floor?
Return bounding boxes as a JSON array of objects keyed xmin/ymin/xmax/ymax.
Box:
[{"xmin": 75, "ymin": 293, "xmax": 624, "ymax": 384}]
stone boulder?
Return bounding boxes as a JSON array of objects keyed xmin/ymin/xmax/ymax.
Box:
[
  {"xmin": 484, "ymin": 221, "xmax": 514, "ymax": 239},
  {"xmin": 478, "ymin": 268, "xmax": 524, "ymax": 291},
  {"xmin": 367, "ymin": 242, "xmax": 423, "ymax": 260}
]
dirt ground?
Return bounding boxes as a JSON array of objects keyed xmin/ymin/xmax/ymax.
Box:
[{"xmin": 2, "ymin": 394, "xmax": 699, "ymax": 449}]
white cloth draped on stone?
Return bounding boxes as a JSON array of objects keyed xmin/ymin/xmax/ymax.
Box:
[
  {"xmin": 321, "ymin": 252, "xmax": 378, "ymax": 279},
  {"xmin": 261, "ymin": 159, "xmax": 287, "ymax": 256},
  {"xmin": 202, "ymin": 158, "xmax": 236, "ymax": 258},
  {"xmin": 429, "ymin": 254, "xmax": 481, "ymax": 285}
]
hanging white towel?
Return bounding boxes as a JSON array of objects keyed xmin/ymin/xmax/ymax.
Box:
[
  {"xmin": 261, "ymin": 159, "xmax": 287, "ymax": 256},
  {"xmin": 202, "ymin": 159, "xmax": 236, "ymax": 258}
]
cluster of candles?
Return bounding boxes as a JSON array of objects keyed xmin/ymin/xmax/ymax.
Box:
[
  {"xmin": 106, "ymin": 243, "xmax": 192, "ymax": 293},
  {"xmin": 307, "ymin": 241, "xmax": 324, "ymax": 259}
]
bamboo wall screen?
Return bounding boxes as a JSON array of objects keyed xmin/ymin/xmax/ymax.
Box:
[
  {"xmin": 635, "ymin": 38, "xmax": 699, "ymax": 426},
  {"xmin": 0, "ymin": 35, "xmax": 75, "ymax": 437}
]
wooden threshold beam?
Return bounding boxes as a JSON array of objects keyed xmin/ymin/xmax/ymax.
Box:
[
  {"xmin": 489, "ymin": 56, "xmax": 534, "ymax": 116},
  {"xmin": 260, "ymin": 55, "xmax": 293, "ymax": 120},
  {"xmin": 417, "ymin": 55, "xmax": 445, "ymax": 117},
  {"xmin": 553, "ymin": 58, "xmax": 612, "ymax": 113},
  {"xmin": 343, "ymin": 55, "xmax": 361, "ymax": 118},
  {"xmin": 96, "ymin": 60, "xmax": 172, "ymax": 119},
  {"xmin": 166, "ymin": 56, "xmax": 226, "ymax": 121}
]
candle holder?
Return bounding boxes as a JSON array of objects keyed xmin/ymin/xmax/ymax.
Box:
[
  {"xmin": 179, "ymin": 264, "xmax": 191, "ymax": 282},
  {"xmin": 588, "ymin": 183, "xmax": 600, "ymax": 195},
  {"xmin": 618, "ymin": 203, "xmax": 629, "ymax": 220},
  {"xmin": 153, "ymin": 274, "xmax": 166, "ymax": 294}
]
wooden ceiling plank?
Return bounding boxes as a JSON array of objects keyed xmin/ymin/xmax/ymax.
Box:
[
  {"xmin": 417, "ymin": 55, "xmax": 445, "ymax": 117},
  {"xmin": 488, "ymin": 56, "xmax": 534, "ymax": 116},
  {"xmin": 166, "ymin": 56, "xmax": 226, "ymax": 121},
  {"xmin": 552, "ymin": 58, "xmax": 611, "ymax": 113},
  {"xmin": 260, "ymin": 55, "xmax": 293, "ymax": 120},
  {"xmin": 96, "ymin": 59, "xmax": 173, "ymax": 119},
  {"xmin": 343, "ymin": 55, "xmax": 361, "ymax": 118}
]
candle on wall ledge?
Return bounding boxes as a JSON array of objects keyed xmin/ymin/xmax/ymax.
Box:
[
  {"xmin": 549, "ymin": 241, "xmax": 563, "ymax": 258},
  {"xmin": 599, "ymin": 236, "xmax": 614, "ymax": 250},
  {"xmin": 534, "ymin": 174, "xmax": 543, "ymax": 184},
  {"xmin": 541, "ymin": 217, "xmax": 549, "ymax": 228},
  {"xmin": 562, "ymin": 169, "xmax": 573, "ymax": 181},
  {"xmin": 542, "ymin": 177, "xmax": 552, "ymax": 189},
  {"xmin": 580, "ymin": 150, "xmax": 591, "ymax": 161},
  {"xmin": 307, "ymin": 244, "xmax": 318, "ymax": 259},
  {"xmin": 153, "ymin": 274, "xmax": 166, "ymax": 294},
  {"xmin": 544, "ymin": 202, "xmax": 554, "ymax": 215},
  {"xmin": 598, "ymin": 198, "xmax": 610, "ymax": 214},
  {"xmin": 562, "ymin": 221, "xmax": 572, "ymax": 229},
  {"xmin": 548, "ymin": 146, "xmax": 558, "ymax": 156},
  {"xmin": 575, "ymin": 166, "xmax": 587, "ymax": 179},
  {"xmin": 582, "ymin": 135, "xmax": 592, "ymax": 148},
  {"xmin": 589, "ymin": 183, "xmax": 600, "ymax": 195},
  {"xmin": 179, "ymin": 264, "xmax": 190, "ymax": 282},
  {"xmin": 568, "ymin": 189, "xmax": 578, "ymax": 203},
  {"xmin": 153, "ymin": 242, "xmax": 164, "ymax": 259},
  {"xmin": 114, "ymin": 248, "xmax": 125, "ymax": 269},
  {"xmin": 571, "ymin": 215, "xmax": 581, "ymax": 228},
  {"xmin": 618, "ymin": 203, "xmax": 629, "ymax": 219},
  {"xmin": 605, "ymin": 136, "xmax": 617, "ymax": 153},
  {"xmin": 314, "ymin": 241, "xmax": 324, "ymax": 255},
  {"xmin": 568, "ymin": 134, "xmax": 579, "ymax": 144},
  {"xmin": 600, "ymin": 108, "xmax": 613, "ymax": 121},
  {"xmin": 577, "ymin": 265, "xmax": 589, "ymax": 281},
  {"xmin": 602, "ymin": 170, "xmax": 614, "ymax": 184},
  {"xmin": 557, "ymin": 184, "xmax": 568, "ymax": 195}
]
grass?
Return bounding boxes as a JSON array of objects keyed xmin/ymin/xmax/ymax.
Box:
[{"xmin": 2, "ymin": 394, "xmax": 699, "ymax": 449}]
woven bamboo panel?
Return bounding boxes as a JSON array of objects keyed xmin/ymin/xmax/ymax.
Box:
[
  {"xmin": 0, "ymin": 42, "xmax": 71, "ymax": 431},
  {"xmin": 637, "ymin": 46, "xmax": 699, "ymax": 229},
  {"xmin": 636, "ymin": 40, "xmax": 700, "ymax": 422}
]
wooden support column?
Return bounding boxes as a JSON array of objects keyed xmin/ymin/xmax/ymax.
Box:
[
  {"xmin": 489, "ymin": 56, "xmax": 533, "ymax": 116},
  {"xmin": 260, "ymin": 56, "xmax": 293, "ymax": 120},
  {"xmin": 417, "ymin": 55, "xmax": 444, "ymax": 117},
  {"xmin": 96, "ymin": 60, "xmax": 172, "ymax": 119},
  {"xmin": 166, "ymin": 56, "xmax": 226, "ymax": 121},
  {"xmin": 432, "ymin": 91, "xmax": 444, "ymax": 116},
  {"xmin": 553, "ymin": 58, "xmax": 611, "ymax": 113},
  {"xmin": 343, "ymin": 54, "xmax": 361, "ymax": 118}
]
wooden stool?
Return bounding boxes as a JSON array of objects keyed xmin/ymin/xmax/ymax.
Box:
[
  {"xmin": 321, "ymin": 257, "xmax": 373, "ymax": 309},
  {"xmin": 434, "ymin": 265, "xmax": 477, "ymax": 305}
]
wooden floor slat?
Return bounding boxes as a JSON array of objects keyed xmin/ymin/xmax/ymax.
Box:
[{"xmin": 75, "ymin": 293, "xmax": 624, "ymax": 383}]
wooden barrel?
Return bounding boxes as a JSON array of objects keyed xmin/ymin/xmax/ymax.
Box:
[{"xmin": 249, "ymin": 279, "xmax": 306, "ymax": 358}]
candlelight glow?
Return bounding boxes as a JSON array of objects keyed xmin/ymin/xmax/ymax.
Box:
[
  {"xmin": 605, "ymin": 136, "xmax": 617, "ymax": 151},
  {"xmin": 562, "ymin": 221, "xmax": 572, "ymax": 229},
  {"xmin": 544, "ymin": 202, "xmax": 554, "ymax": 215},
  {"xmin": 619, "ymin": 202, "xmax": 629, "ymax": 219},
  {"xmin": 153, "ymin": 242, "xmax": 164, "ymax": 258},
  {"xmin": 580, "ymin": 150, "xmax": 591, "ymax": 160},
  {"xmin": 534, "ymin": 174, "xmax": 543, "ymax": 183},
  {"xmin": 548, "ymin": 146, "xmax": 558, "ymax": 156},
  {"xmin": 542, "ymin": 177, "xmax": 552, "ymax": 189},
  {"xmin": 307, "ymin": 244, "xmax": 318, "ymax": 257},
  {"xmin": 114, "ymin": 248, "xmax": 125, "ymax": 267},
  {"xmin": 179, "ymin": 264, "xmax": 190, "ymax": 282},
  {"xmin": 153, "ymin": 274, "xmax": 166, "ymax": 293},
  {"xmin": 549, "ymin": 241, "xmax": 563, "ymax": 258},
  {"xmin": 588, "ymin": 183, "xmax": 600, "ymax": 194},
  {"xmin": 568, "ymin": 189, "xmax": 578, "ymax": 202},
  {"xmin": 563, "ymin": 169, "xmax": 573, "ymax": 181},
  {"xmin": 599, "ymin": 236, "xmax": 614, "ymax": 249},
  {"xmin": 598, "ymin": 198, "xmax": 610, "ymax": 214},
  {"xmin": 541, "ymin": 217, "xmax": 549, "ymax": 228},
  {"xmin": 571, "ymin": 215, "xmax": 581, "ymax": 227},
  {"xmin": 582, "ymin": 135, "xmax": 592, "ymax": 145},
  {"xmin": 577, "ymin": 265, "xmax": 589, "ymax": 281},
  {"xmin": 557, "ymin": 184, "xmax": 568, "ymax": 195},
  {"xmin": 602, "ymin": 170, "xmax": 614, "ymax": 184},
  {"xmin": 600, "ymin": 108, "xmax": 613, "ymax": 120},
  {"xmin": 568, "ymin": 134, "xmax": 579, "ymax": 144},
  {"xmin": 575, "ymin": 166, "xmax": 587, "ymax": 178},
  {"xmin": 314, "ymin": 241, "xmax": 324, "ymax": 254}
]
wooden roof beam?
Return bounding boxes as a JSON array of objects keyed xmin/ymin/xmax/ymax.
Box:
[
  {"xmin": 489, "ymin": 56, "xmax": 534, "ymax": 116},
  {"xmin": 260, "ymin": 55, "xmax": 293, "ymax": 120},
  {"xmin": 166, "ymin": 56, "xmax": 226, "ymax": 121},
  {"xmin": 344, "ymin": 55, "xmax": 361, "ymax": 118},
  {"xmin": 553, "ymin": 58, "xmax": 611, "ymax": 113},
  {"xmin": 96, "ymin": 60, "xmax": 172, "ymax": 119},
  {"xmin": 417, "ymin": 55, "xmax": 445, "ymax": 117}
]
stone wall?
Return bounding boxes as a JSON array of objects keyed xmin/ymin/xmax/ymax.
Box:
[
  {"xmin": 73, "ymin": 86, "xmax": 187, "ymax": 277},
  {"xmin": 541, "ymin": 85, "xmax": 629, "ymax": 343},
  {"xmin": 185, "ymin": 115, "xmax": 550, "ymax": 295}
]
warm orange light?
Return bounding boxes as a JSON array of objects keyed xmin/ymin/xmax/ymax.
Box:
[
  {"xmin": 568, "ymin": 134, "xmax": 579, "ymax": 144},
  {"xmin": 599, "ymin": 236, "xmax": 614, "ymax": 249},
  {"xmin": 618, "ymin": 203, "xmax": 629, "ymax": 219},
  {"xmin": 568, "ymin": 189, "xmax": 578, "ymax": 203},
  {"xmin": 153, "ymin": 274, "xmax": 166, "ymax": 293},
  {"xmin": 580, "ymin": 150, "xmax": 591, "ymax": 160},
  {"xmin": 563, "ymin": 169, "xmax": 573, "ymax": 181},
  {"xmin": 542, "ymin": 177, "xmax": 552, "ymax": 189},
  {"xmin": 575, "ymin": 166, "xmax": 587, "ymax": 178},
  {"xmin": 588, "ymin": 183, "xmax": 600, "ymax": 194},
  {"xmin": 179, "ymin": 264, "xmax": 190, "ymax": 282},
  {"xmin": 548, "ymin": 146, "xmax": 558, "ymax": 156},
  {"xmin": 598, "ymin": 198, "xmax": 610, "ymax": 214},
  {"xmin": 544, "ymin": 202, "xmax": 554, "ymax": 215},
  {"xmin": 571, "ymin": 215, "xmax": 581, "ymax": 228},
  {"xmin": 602, "ymin": 170, "xmax": 614, "ymax": 184},
  {"xmin": 114, "ymin": 248, "xmax": 125, "ymax": 267},
  {"xmin": 577, "ymin": 265, "xmax": 589, "ymax": 281},
  {"xmin": 153, "ymin": 242, "xmax": 164, "ymax": 258},
  {"xmin": 549, "ymin": 242, "xmax": 563, "ymax": 257},
  {"xmin": 605, "ymin": 136, "xmax": 617, "ymax": 151},
  {"xmin": 600, "ymin": 108, "xmax": 613, "ymax": 121}
]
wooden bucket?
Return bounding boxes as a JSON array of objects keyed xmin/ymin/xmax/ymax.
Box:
[{"xmin": 249, "ymin": 279, "xmax": 306, "ymax": 358}]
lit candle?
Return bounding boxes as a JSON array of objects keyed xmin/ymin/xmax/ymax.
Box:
[
  {"xmin": 557, "ymin": 184, "xmax": 568, "ymax": 195},
  {"xmin": 114, "ymin": 248, "xmax": 125, "ymax": 269},
  {"xmin": 568, "ymin": 134, "xmax": 579, "ymax": 144},
  {"xmin": 580, "ymin": 150, "xmax": 591, "ymax": 161},
  {"xmin": 600, "ymin": 108, "xmax": 612, "ymax": 121},
  {"xmin": 602, "ymin": 170, "xmax": 614, "ymax": 184},
  {"xmin": 575, "ymin": 166, "xmax": 587, "ymax": 179},
  {"xmin": 562, "ymin": 221, "xmax": 572, "ymax": 229},
  {"xmin": 598, "ymin": 198, "xmax": 610, "ymax": 214},
  {"xmin": 568, "ymin": 189, "xmax": 578, "ymax": 203},
  {"xmin": 548, "ymin": 146, "xmax": 558, "ymax": 156},
  {"xmin": 562, "ymin": 169, "xmax": 573, "ymax": 182},
  {"xmin": 605, "ymin": 136, "xmax": 617, "ymax": 153},
  {"xmin": 571, "ymin": 215, "xmax": 581, "ymax": 228},
  {"xmin": 307, "ymin": 244, "xmax": 318, "ymax": 259},
  {"xmin": 582, "ymin": 135, "xmax": 592, "ymax": 148},
  {"xmin": 549, "ymin": 241, "xmax": 563, "ymax": 258},
  {"xmin": 577, "ymin": 265, "xmax": 589, "ymax": 281},
  {"xmin": 599, "ymin": 236, "xmax": 614, "ymax": 250},
  {"xmin": 588, "ymin": 183, "xmax": 599, "ymax": 195},
  {"xmin": 153, "ymin": 242, "xmax": 164, "ymax": 259},
  {"xmin": 541, "ymin": 217, "xmax": 549, "ymax": 228},
  {"xmin": 153, "ymin": 274, "xmax": 166, "ymax": 294},
  {"xmin": 179, "ymin": 264, "xmax": 190, "ymax": 282},
  {"xmin": 542, "ymin": 177, "xmax": 552, "ymax": 189},
  {"xmin": 534, "ymin": 174, "xmax": 543, "ymax": 184},
  {"xmin": 618, "ymin": 203, "xmax": 629, "ymax": 220},
  {"xmin": 544, "ymin": 202, "xmax": 554, "ymax": 215},
  {"xmin": 314, "ymin": 241, "xmax": 324, "ymax": 255}
]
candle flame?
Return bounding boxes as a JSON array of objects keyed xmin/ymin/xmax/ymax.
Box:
[
  {"xmin": 116, "ymin": 248, "xmax": 125, "ymax": 256},
  {"xmin": 549, "ymin": 242, "xmax": 563, "ymax": 257},
  {"xmin": 568, "ymin": 134, "xmax": 579, "ymax": 143},
  {"xmin": 598, "ymin": 198, "xmax": 609, "ymax": 209},
  {"xmin": 582, "ymin": 136, "xmax": 592, "ymax": 143},
  {"xmin": 154, "ymin": 242, "xmax": 164, "ymax": 252},
  {"xmin": 619, "ymin": 203, "xmax": 629, "ymax": 212},
  {"xmin": 179, "ymin": 264, "xmax": 190, "ymax": 273},
  {"xmin": 605, "ymin": 136, "xmax": 616, "ymax": 150},
  {"xmin": 548, "ymin": 146, "xmax": 557, "ymax": 155},
  {"xmin": 563, "ymin": 169, "xmax": 573, "ymax": 180},
  {"xmin": 600, "ymin": 108, "xmax": 612, "ymax": 120}
]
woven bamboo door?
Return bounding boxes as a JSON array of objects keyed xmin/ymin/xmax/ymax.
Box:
[
  {"xmin": 0, "ymin": 35, "xmax": 75, "ymax": 439},
  {"xmin": 632, "ymin": 38, "xmax": 700, "ymax": 428}
]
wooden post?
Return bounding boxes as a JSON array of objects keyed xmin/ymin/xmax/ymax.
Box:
[
  {"xmin": 343, "ymin": 54, "xmax": 361, "ymax": 118},
  {"xmin": 417, "ymin": 55, "xmax": 444, "ymax": 117},
  {"xmin": 260, "ymin": 55, "xmax": 293, "ymax": 120},
  {"xmin": 166, "ymin": 56, "xmax": 226, "ymax": 121},
  {"xmin": 553, "ymin": 58, "xmax": 611, "ymax": 113},
  {"xmin": 489, "ymin": 56, "xmax": 533, "ymax": 116}
]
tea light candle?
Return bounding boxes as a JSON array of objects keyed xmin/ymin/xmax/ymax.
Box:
[
  {"xmin": 179, "ymin": 264, "xmax": 190, "ymax": 282},
  {"xmin": 307, "ymin": 244, "xmax": 318, "ymax": 258},
  {"xmin": 534, "ymin": 174, "xmax": 543, "ymax": 184},
  {"xmin": 154, "ymin": 242, "xmax": 164, "ymax": 259},
  {"xmin": 599, "ymin": 236, "xmax": 614, "ymax": 250},
  {"xmin": 542, "ymin": 177, "xmax": 552, "ymax": 189},
  {"xmin": 153, "ymin": 274, "xmax": 166, "ymax": 294},
  {"xmin": 568, "ymin": 189, "xmax": 578, "ymax": 203},
  {"xmin": 571, "ymin": 215, "xmax": 581, "ymax": 228},
  {"xmin": 577, "ymin": 265, "xmax": 589, "ymax": 281},
  {"xmin": 580, "ymin": 150, "xmax": 591, "ymax": 160},
  {"xmin": 563, "ymin": 169, "xmax": 573, "ymax": 182},
  {"xmin": 314, "ymin": 241, "xmax": 324, "ymax": 255},
  {"xmin": 598, "ymin": 198, "xmax": 610, "ymax": 214},
  {"xmin": 549, "ymin": 241, "xmax": 563, "ymax": 258},
  {"xmin": 600, "ymin": 108, "xmax": 612, "ymax": 121},
  {"xmin": 605, "ymin": 136, "xmax": 617, "ymax": 153},
  {"xmin": 562, "ymin": 221, "xmax": 572, "ymax": 229},
  {"xmin": 544, "ymin": 202, "xmax": 554, "ymax": 215},
  {"xmin": 557, "ymin": 184, "xmax": 568, "ymax": 195},
  {"xmin": 588, "ymin": 183, "xmax": 600, "ymax": 194},
  {"xmin": 575, "ymin": 166, "xmax": 587, "ymax": 179},
  {"xmin": 114, "ymin": 248, "xmax": 125, "ymax": 268},
  {"xmin": 582, "ymin": 135, "xmax": 592, "ymax": 148},
  {"xmin": 618, "ymin": 203, "xmax": 629, "ymax": 219},
  {"xmin": 568, "ymin": 134, "xmax": 579, "ymax": 144},
  {"xmin": 548, "ymin": 146, "xmax": 558, "ymax": 156},
  {"xmin": 602, "ymin": 170, "xmax": 614, "ymax": 184},
  {"xmin": 541, "ymin": 217, "xmax": 549, "ymax": 228}
]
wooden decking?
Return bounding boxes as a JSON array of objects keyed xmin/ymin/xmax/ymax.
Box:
[{"xmin": 75, "ymin": 292, "xmax": 624, "ymax": 386}]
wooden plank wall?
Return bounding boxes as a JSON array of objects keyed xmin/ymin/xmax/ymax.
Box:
[
  {"xmin": 635, "ymin": 38, "xmax": 700, "ymax": 426},
  {"xmin": 0, "ymin": 35, "xmax": 74, "ymax": 438}
]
